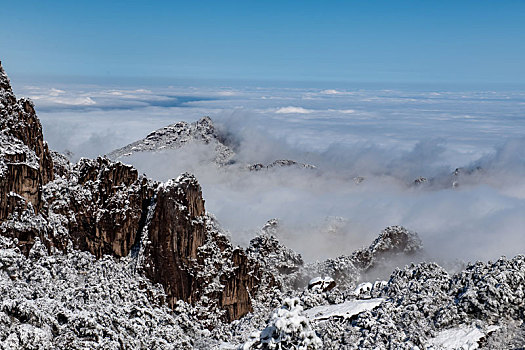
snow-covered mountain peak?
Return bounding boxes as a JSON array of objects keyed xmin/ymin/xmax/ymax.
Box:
[{"xmin": 108, "ymin": 116, "xmax": 235, "ymax": 165}]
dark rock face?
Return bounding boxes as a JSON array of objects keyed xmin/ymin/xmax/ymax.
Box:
[
  {"xmin": 61, "ymin": 157, "xmax": 152, "ymax": 258},
  {"xmin": 0, "ymin": 62, "xmax": 259, "ymax": 322},
  {"xmin": 0, "ymin": 146, "xmax": 43, "ymax": 219},
  {"xmin": 220, "ymin": 247, "xmax": 260, "ymax": 321},
  {"xmin": 143, "ymin": 175, "xmax": 207, "ymax": 305},
  {"xmin": 142, "ymin": 175, "xmax": 260, "ymax": 321}
]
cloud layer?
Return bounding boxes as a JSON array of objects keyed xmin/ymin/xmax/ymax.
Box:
[{"xmin": 18, "ymin": 81, "xmax": 525, "ymax": 263}]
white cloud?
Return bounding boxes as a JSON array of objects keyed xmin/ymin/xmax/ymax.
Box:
[
  {"xmin": 319, "ymin": 89, "xmax": 355, "ymax": 95},
  {"xmin": 54, "ymin": 96, "xmax": 96, "ymax": 105},
  {"xmin": 320, "ymin": 89, "xmax": 342, "ymax": 95},
  {"xmin": 275, "ymin": 106, "xmax": 313, "ymax": 114},
  {"xmin": 30, "ymin": 92, "xmax": 97, "ymax": 106},
  {"xmin": 49, "ymin": 88, "xmax": 65, "ymax": 96},
  {"xmin": 328, "ymin": 109, "xmax": 355, "ymax": 114},
  {"xmin": 217, "ymin": 91, "xmax": 236, "ymax": 96}
]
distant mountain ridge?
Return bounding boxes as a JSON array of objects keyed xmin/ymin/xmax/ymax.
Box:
[
  {"xmin": 107, "ymin": 116, "xmax": 320, "ymax": 172},
  {"xmin": 107, "ymin": 116, "xmax": 236, "ymax": 165}
]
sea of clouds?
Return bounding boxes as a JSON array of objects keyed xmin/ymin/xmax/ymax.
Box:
[{"xmin": 14, "ymin": 81, "xmax": 525, "ymax": 264}]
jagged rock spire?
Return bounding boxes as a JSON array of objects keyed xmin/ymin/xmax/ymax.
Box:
[
  {"xmin": 0, "ymin": 60, "xmax": 13, "ymax": 93},
  {"xmin": 0, "ymin": 60, "xmax": 53, "ymax": 224}
]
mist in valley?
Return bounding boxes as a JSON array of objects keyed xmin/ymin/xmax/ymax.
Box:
[{"xmin": 24, "ymin": 82, "xmax": 525, "ymax": 264}]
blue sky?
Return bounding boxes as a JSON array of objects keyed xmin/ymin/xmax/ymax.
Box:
[{"xmin": 1, "ymin": 0, "xmax": 525, "ymax": 84}]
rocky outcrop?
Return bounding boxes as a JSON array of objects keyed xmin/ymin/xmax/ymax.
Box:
[
  {"xmin": 0, "ymin": 61, "xmax": 53, "ymax": 221},
  {"xmin": 48, "ymin": 157, "xmax": 153, "ymax": 258},
  {"xmin": 142, "ymin": 175, "xmax": 207, "ymax": 305},
  {"xmin": 0, "ymin": 61, "xmax": 55, "ymax": 255},
  {"xmin": 49, "ymin": 150, "xmax": 72, "ymax": 178},
  {"xmin": 308, "ymin": 276, "xmax": 336, "ymax": 292},
  {"xmin": 141, "ymin": 175, "xmax": 260, "ymax": 321},
  {"xmin": 249, "ymin": 223, "xmax": 422, "ymax": 297},
  {"xmin": 351, "ymin": 225, "xmax": 423, "ymax": 271},
  {"xmin": 107, "ymin": 115, "xmax": 320, "ymax": 173},
  {"xmin": 248, "ymin": 160, "xmax": 317, "ymax": 171},
  {"xmin": 248, "ymin": 219, "xmax": 304, "ymax": 275},
  {"xmin": 413, "ymin": 176, "xmax": 428, "ymax": 186}
]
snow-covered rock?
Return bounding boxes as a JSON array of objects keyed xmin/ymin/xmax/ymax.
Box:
[
  {"xmin": 240, "ymin": 298, "xmax": 322, "ymax": 350},
  {"xmin": 0, "ymin": 236, "xmax": 193, "ymax": 349},
  {"xmin": 0, "ymin": 62, "xmax": 261, "ymax": 327},
  {"xmin": 108, "ymin": 116, "xmax": 236, "ymax": 166},
  {"xmin": 351, "ymin": 225, "xmax": 423, "ymax": 271},
  {"xmin": 248, "ymin": 160, "xmax": 317, "ymax": 171},
  {"xmin": 308, "ymin": 276, "xmax": 335, "ymax": 292}
]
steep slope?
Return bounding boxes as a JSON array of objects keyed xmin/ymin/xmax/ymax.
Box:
[{"xmin": 138, "ymin": 175, "xmax": 260, "ymax": 322}]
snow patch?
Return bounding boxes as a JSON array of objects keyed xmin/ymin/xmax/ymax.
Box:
[
  {"xmin": 426, "ymin": 324, "xmax": 500, "ymax": 350},
  {"xmin": 304, "ymin": 298, "xmax": 384, "ymax": 321}
]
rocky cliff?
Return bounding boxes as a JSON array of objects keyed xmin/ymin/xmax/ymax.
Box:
[
  {"xmin": 0, "ymin": 62, "xmax": 258, "ymax": 321},
  {"xmin": 0, "ymin": 62, "xmax": 53, "ymax": 223},
  {"xmin": 44, "ymin": 157, "xmax": 153, "ymax": 258},
  {"xmin": 137, "ymin": 175, "xmax": 259, "ymax": 322}
]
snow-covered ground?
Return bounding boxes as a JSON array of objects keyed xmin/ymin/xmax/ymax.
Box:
[
  {"xmin": 304, "ymin": 298, "xmax": 384, "ymax": 321},
  {"xmin": 426, "ymin": 324, "xmax": 500, "ymax": 350}
]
